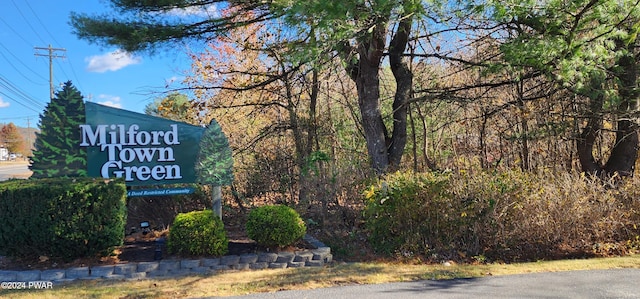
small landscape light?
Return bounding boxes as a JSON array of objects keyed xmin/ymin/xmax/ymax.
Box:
[{"xmin": 140, "ymin": 221, "xmax": 151, "ymax": 235}]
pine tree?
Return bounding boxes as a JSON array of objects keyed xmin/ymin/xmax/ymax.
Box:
[{"xmin": 30, "ymin": 81, "xmax": 87, "ymax": 178}]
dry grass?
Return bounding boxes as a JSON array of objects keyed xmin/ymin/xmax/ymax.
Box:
[{"xmin": 2, "ymin": 254, "xmax": 639, "ymax": 299}]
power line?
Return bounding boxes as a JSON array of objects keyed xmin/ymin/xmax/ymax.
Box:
[
  {"xmin": 0, "ymin": 76, "xmax": 43, "ymax": 106},
  {"xmin": 49, "ymin": 51, "xmax": 85, "ymax": 94},
  {"xmin": 0, "ymin": 42, "xmax": 47, "ymax": 84},
  {"xmin": 0, "ymin": 18, "xmax": 33, "ymax": 47},
  {"xmin": 0, "ymin": 76, "xmax": 45, "ymax": 110},
  {"xmin": 21, "ymin": 0, "xmax": 84, "ymax": 91},
  {"xmin": 0, "ymin": 115, "xmax": 38, "ymax": 121},
  {"xmin": 0, "ymin": 2, "xmax": 84, "ymax": 114},
  {"xmin": 23, "ymin": 0, "xmax": 62, "ymax": 47},
  {"xmin": 0, "ymin": 90, "xmax": 42, "ymax": 114},
  {"xmin": 0, "ymin": 52, "xmax": 45, "ymax": 86},
  {"xmin": 0, "ymin": 116, "xmax": 39, "ymax": 135},
  {"xmin": 9, "ymin": 0, "xmax": 47, "ymax": 45},
  {"xmin": 66, "ymin": 57, "xmax": 85, "ymax": 92},
  {"xmin": 54, "ymin": 59, "xmax": 73, "ymax": 83}
]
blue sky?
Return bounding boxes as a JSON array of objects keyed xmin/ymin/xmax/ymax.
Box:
[{"xmin": 0, "ymin": 0, "xmax": 205, "ymax": 128}]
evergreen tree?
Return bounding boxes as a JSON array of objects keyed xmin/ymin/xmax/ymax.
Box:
[
  {"xmin": 30, "ymin": 81, "xmax": 87, "ymax": 178},
  {"xmin": 490, "ymin": 0, "xmax": 640, "ymax": 176}
]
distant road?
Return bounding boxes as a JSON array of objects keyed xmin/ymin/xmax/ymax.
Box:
[
  {"xmin": 220, "ymin": 269, "xmax": 640, "ymax": 299},
  {"xmin": 0, "ymin": 161, "xmax": 31, "ymax": 181}
]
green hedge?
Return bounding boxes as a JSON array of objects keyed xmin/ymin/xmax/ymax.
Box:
[
  {"xmin": 167, "ymin": 210, "xmax": 228, "ymax": 256},
  {"xmin": 0, "ymin": 178, "xmax": 127, "ymax": 261},
  {"xmin": 246, "ymin": 205, "xmax": 306, "ymax": 248}
]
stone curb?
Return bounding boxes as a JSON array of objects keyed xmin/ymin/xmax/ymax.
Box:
[{"xmin": 0, "ymin": 234, "xmax": 331, "ymax": 285}]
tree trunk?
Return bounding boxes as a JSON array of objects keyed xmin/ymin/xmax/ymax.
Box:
[
  {"xmin": 352, "ymin": 25, "xmax": 389, "ymax": 174},
  {"xmin": 576, "ymin": 98, "xmax": 603, "ymax": 174},
  {"xmin": 340, "ymin": 14, "xmax": 414, "ymax": 175},
  {"xmin": 604, "ymin": 41, "xmax": 639, "ymax": 176},
  {"xmin": 388, "ymin": 18, "xmax": 412, "ymax": 171},
  {"xmin": 516, "ymin": 81, "xmax": 531, "ymax": 171},
  {"xmin": 604, "ymin": 119, "xmax": 638, "ymax": 176},
  {"xmin": 578, "ymin": 40, "xmax": 639, "ymax": 177},
  {"xmin": 355, "ymin": 58, "xmax": 388, "ymax": 174}
]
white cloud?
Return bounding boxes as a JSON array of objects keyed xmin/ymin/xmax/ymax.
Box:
[
  {"xmin": 0, "ymin": 97, "xmax": 9, "ymax": 108},
  {"xmin": 97, "ymin": 94, "xmax": 122, "ymax": 108},
  {"xmin": 163, "ymin": 5, "xmax": 218, "ymax": 18},
  {"xmin": 85, "ymin": 50, "xmax": 142, "ymax": 73}
]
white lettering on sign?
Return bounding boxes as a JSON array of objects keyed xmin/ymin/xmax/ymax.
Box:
[{"xmin": 80, "ymin": 124, "xmax": 182, "ymax": 183}]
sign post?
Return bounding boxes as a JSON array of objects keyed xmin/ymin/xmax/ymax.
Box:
[{"xmin": 212, "ymin": 186, "xmax": 222, "ymax": 219}]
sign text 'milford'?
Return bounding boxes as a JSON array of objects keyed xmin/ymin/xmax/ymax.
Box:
[{"xmin": 79, "ymin": 124, "xmax": 183, "ymax": 182}]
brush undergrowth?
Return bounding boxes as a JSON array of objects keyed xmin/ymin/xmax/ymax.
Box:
[{"xmin": 364, "ymin": 170, "xmax": 640, "ymax": 262}]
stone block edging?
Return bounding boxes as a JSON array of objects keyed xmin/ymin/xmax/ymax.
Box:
[{"xmin": 0, "ymin": 235, "xmax": 331, "ymax": 285}]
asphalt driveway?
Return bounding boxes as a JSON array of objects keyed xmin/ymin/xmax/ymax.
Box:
[{"xmin": 211, "ymin": 268, "xmax": 640, "ymax": 299}]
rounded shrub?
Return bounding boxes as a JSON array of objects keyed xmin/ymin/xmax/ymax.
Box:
[
  {"xmin": 246, "ymin": 205, "xmax": 307, "ymax": 248},
  {"xmin": 167, "ymin": 210, "xmax": 228, "ymax": 256}
]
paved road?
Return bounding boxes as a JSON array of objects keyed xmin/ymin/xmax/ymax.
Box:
[
  {"xmin": 0, "ymin": 162, "xmax": 30, "ymax": 180},
  {"xmin": 212, "ymin": 269, "xmax": 640, "ymax": 299}
]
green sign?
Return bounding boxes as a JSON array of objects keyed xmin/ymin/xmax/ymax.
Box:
[{"xmin": 81, "ymin": 102, "xmax": 233, "ymax": 187}]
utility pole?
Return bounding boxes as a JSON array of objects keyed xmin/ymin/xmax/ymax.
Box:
[{"xmin": 34, "ymin": 45, "xmax": 66, "ymax": 99}]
